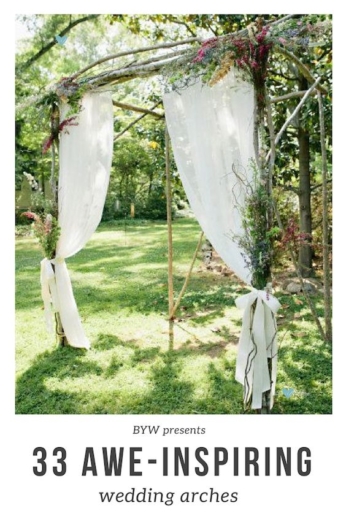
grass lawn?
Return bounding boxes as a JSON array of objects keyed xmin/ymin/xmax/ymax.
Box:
[{"xmin": 15, "ymin": 218, "xmax": 332, "ymax": 414}]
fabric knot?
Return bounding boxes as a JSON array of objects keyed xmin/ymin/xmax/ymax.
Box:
[{"xmin": 235, "ymin": 288, "xmax": 280, "ymax": 410}]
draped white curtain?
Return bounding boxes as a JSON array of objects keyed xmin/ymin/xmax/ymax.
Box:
[
  {"xmin": 41, "ymin": 91, "xmax": 113, "ymax": 349},
  {"xmin": 163, "ymin": 70, "xmax": 255, "ymax": 284},
  {"xmin": 164, "ymin": 71, "xmax": 280, "ymax": 409}
]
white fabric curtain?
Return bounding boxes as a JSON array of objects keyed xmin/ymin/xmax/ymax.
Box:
[
  {"xmin": 163, "ymin": 70, "xmax": 255, "ymax": 284},
  {"xmin": 41, "ymin": 91, "xmax": 114, "ymax": 349},
  {"xmin": 164, "ymin": 71, "xmax": 280, "ymax": 409}
]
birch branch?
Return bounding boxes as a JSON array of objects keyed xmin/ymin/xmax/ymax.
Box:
[
  {"xmin": 85, "ymin": 54, "xmax": 189, "ymax": 87},
  {"xmin": 71, "ymin": 37, "xmax": 201, "ymax": 79},
  {"xmin": 113, "ymin": 100, "xmax": 163, "ymax": 118},
  {"xmin": 270, "ymin": 89, "xmax": 317, "ymax": 103},
  {"xmin": 265, "ymin": 77, "xmax": 321, "ymax": 163}
]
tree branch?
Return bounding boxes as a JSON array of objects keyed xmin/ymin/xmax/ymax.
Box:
[
  {"xmin": 70, "ymin": 37, "xmax": 201, "ymax": 79},
  {"xmin": 311, "ymin": 178, "xmax": 332, "ymax": 192},
  {"xmin": 20, "ymin": 15, "xmax": 100, "ymax": 70},
  {"xmin": 270, "ymin": 90, "xmax": 317, "ymax": 103},
  {"xmin": 85, "ymin": 53, "xmax": 190, "ymax": 88},
  {"xmin": 169, "ymin": 17, "xmax": 197, "ymax": 37},
  {"xmin": 112, "ymin": 100, "xmax": 163, "ymax": 118},
  {"xmin": 266, "ymin": 77, "xmax": 321, "ymax": 162},
  {"xmin": 114, "ymin": 101, "xmax": 163, "ymax": 141},
  {"xmin": 279, "ymin": 184, "xmax": 300, "ymax": 195},
  {"xmin": 274, "ymin": 45, "xmax": 328, "ymax": 94}
]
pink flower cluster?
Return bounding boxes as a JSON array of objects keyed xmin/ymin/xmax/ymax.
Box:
[
  {"xmin": 192, "ymin": 37, "xmax": 219, "ymax": 63},
  {"xmin": 233, "ymin": 27, "xmax": 272, "ymax": 72},
  {"xmin": 22, "ymin": 211, "xmax": 39, "ymax": 221}
]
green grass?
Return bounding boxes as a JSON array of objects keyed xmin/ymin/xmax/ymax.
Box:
[{"xmin": 15, "ymin": 218, "xmax": 332, "ymax": 414}]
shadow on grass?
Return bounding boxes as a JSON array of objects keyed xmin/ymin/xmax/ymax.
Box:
[
  {"xmin": 16, "ymin": 330, "xmax": 243, "ymax": 415},
  {"xmin": 16, "ymin": 347, "xmax": 100, "ymax": 414}
]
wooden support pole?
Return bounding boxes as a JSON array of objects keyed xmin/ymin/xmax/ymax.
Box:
[
  {"xmin": 165, "ymin": 125, "xmax": 174, "ymax": 320},
  {"xmin": 50, "ymin": 127, "xmax": 68, "ymax": 347},
  {"xmin": 266, "ymin": 92, "xmax": 274, "ymax": 230},
  {"xmin": 256, "ymin": 90, "xmax": 271, "ymax": 414},
  {"xmin": 317, "ymin": 92, "xmax": 332, "ymax": 344},
  {"xmin": 172, "ymin": 231, "xmax": 204, "ymax": 317}
]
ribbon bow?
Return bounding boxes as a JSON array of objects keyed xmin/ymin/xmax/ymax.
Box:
[{"xmin": 235, "ymin": 289, "xmax": 281, "ymax": 410}]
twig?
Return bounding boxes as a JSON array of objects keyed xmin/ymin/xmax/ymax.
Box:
[{"xmin": 311, "ymin": 179, "xmax": 332, "ymax": 192}]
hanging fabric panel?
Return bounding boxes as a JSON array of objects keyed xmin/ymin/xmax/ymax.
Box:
[
  {"xmin": 163, "ymin": 70, "xmax": 255, "ymax": 284},
  {"xmin": 164, "ymin": 71, "xmax": 280, "ymax": 409},
  {"xmin": 41, "ymin": 91, "xmax": 113, "ymax": 348}
]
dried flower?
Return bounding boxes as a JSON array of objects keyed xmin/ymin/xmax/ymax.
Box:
[{"xmin": 42, "ymin": 116, "xmax": 78, "ymax": 154}]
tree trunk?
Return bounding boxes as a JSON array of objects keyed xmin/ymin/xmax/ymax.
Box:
[{"xmin": 298, "ymin": 77, "xmax": 313, "ymax": 277}]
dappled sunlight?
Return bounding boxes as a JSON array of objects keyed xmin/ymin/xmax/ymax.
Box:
[{"xmin": 16, "ymin": 220, "xmax": 332, "ymax": 414}]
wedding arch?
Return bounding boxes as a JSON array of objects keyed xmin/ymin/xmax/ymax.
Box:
[{"xmin": 20, "ymin": 14, "xmax": 331, "ymax": 412}]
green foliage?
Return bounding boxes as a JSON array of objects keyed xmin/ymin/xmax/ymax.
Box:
[
  {"xmin": 21, "ymin": 211, "xmax": 60, "ymax": 259},
  {"xmin": 137, "ymin": 185, "xmax": 173, "ymax": 220},
  {"xmin": 103, "ymin": 116, "xmax": 183, "ymax": 221},
  {"xmin": 21, "ymin": 187, "xmax": 60, "ymax": 258},
  {"xmin": 237, "ymin": 181, "xmax": 272, "ymax": 289},
  {"xmin": 108, "ymin": 14, "xmax": 263, "ymax": 40}
]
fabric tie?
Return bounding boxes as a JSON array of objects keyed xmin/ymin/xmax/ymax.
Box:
[
  {"xmin": 235, "ymin": 289, "xmax": 281, "ymax": 409},
  {"xmin": 40, "ymin": 258, "xmax": 60, "ymax": 334},
  {"xmin": 40, "ymin": 257, "xmax": 90, "ymax": 349}
]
